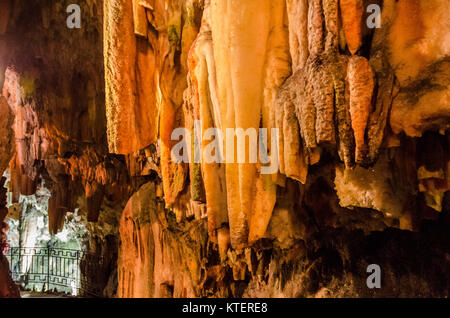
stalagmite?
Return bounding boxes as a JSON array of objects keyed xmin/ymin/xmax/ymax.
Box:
[
  {"xmin": 286, "ymin": 0, "xmax": 309, "ymax": 70},
  {"xmin": 339, "ymin": 0, "xmax": 363, "ymax": 54},
  {"xmin": 347, "ymin": 55, "xmax": 374, "ymax": 163}
]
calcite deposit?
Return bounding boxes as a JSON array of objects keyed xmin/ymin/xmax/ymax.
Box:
[
  {"xmin": 0, "ymin": 0, "xmax": 449, "ymax": 298},
  {"xmin": 0, "ymin": 96, "xmax": 14, "ymax": 175}
]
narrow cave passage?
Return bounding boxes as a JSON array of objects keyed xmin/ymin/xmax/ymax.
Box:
[{"xmin": 0, "ymin": 0, "xmax": 449, "ymax": 300}]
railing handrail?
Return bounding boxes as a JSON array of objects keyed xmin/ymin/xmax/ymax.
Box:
[{"xmin": 8, "ymin": 246, "xmax": 99, "ymax": 253}]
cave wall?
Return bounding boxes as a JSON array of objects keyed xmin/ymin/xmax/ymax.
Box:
[{"xmin": 0, "ymin": 0, "xmax": 449, "ymax": 298}]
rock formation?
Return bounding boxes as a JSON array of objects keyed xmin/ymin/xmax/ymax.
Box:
[{"xmin": 0, "ymin": 0, "xmax": 449, "ymax": 298}]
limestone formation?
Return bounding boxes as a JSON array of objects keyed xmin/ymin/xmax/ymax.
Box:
[{"xmin": 0, "ymin": 0, "xmax": 449, "ymax": 299}]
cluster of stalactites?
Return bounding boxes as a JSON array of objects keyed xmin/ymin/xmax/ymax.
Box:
[{"xmin": 183, "ymin": 0, "xmax": 294, "ymax": 250}]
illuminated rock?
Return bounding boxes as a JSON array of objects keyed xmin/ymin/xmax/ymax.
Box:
[
  {"xmin": 387, "ymin": 0, "xmax": 450, "ymax": 137},
  {"xmin": 0, "ymin": 0, "xmax": 11, "ymax": 35},
  {"xmin": 187, "ymin": 1, "xmax": 228, "ymax": 243},
  {"xmin": 347, "ymin": 55, "xmax": 374, "ymax": 163},
  {"xmin": 0, "ymin": 0, "xmax": 449, "ymax": 299},
  {"xmin": 104, "ymin": 0, "xmax": 158, "ymax": 154},
  {"xmin": 118, "ymin": 182, "xmax": 207, "ymax": 297},
  {"xmin": 334, "ymin": 154, "xmax": 407, "ymax": 220},
  {"xmin": 339, "ymin": 0, "xmax": 363, "ymax": 54},
  {"xmin": 210, "ymin": 0, "xmax": 290, "ymax": 248},
  {"xmin": 286, "ymin": 0, "xmax": 309, "ymax": 70}
]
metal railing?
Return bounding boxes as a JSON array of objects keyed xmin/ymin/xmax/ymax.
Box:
[{"xmin": 6, "ymin": 246, "xmax": 104, "ymax": 297}]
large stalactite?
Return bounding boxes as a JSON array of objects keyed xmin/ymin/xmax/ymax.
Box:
[{"xmin": 0, "ymin": 0, "xmax": 449, "ymax": 298}]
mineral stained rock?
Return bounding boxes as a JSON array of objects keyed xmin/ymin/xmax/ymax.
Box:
[
  {"xmin": 104, "ymin": 0, "xmax": 158, "ymax": 155},
  {"xmin": 118, "ymin": 182, "xmax": 207, "ymax": 297},
  {"xmin": 0, "ymin": 252, "xmax": 20, "ymax": 298},
  {"xmin": 111, "ymin": 0, "xmax": 450, "ymax": 298},
  {"xmin": 334, "ymin": 154, "xmax": 407, "ymax": 221},
  {"xmin": 187, "ymin": 1, "xmax": 228, "ymax": 244},
  {"xmin": 0, "ymin": 96, "xmax": 14, "ymax": 175}
]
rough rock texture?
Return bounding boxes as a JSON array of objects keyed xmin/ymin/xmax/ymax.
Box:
[
  {"xmin": 104, "ymin": 0, "xmax": 158, "ymax": 154},
  {"xmin": 0, "ymin": 252, "xmax": 20, "ymax": 298},
  {"xmin": 387, "ymin": 0, "xmax": 450, "ymax": 136},
  {"xmin": 118, "ymin": 182, "xmax": 208, "ymax": 297},
  {"xmin": 0, "ymin": 0, "xmax": 449, "ymax": 298},
  {"xmin": 0, "ymin": 0, "xmax": 134, "ymax": 235},
  {"xmin": 0, "ymin": 78, "xmax": 17, "ymax": 298}
]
